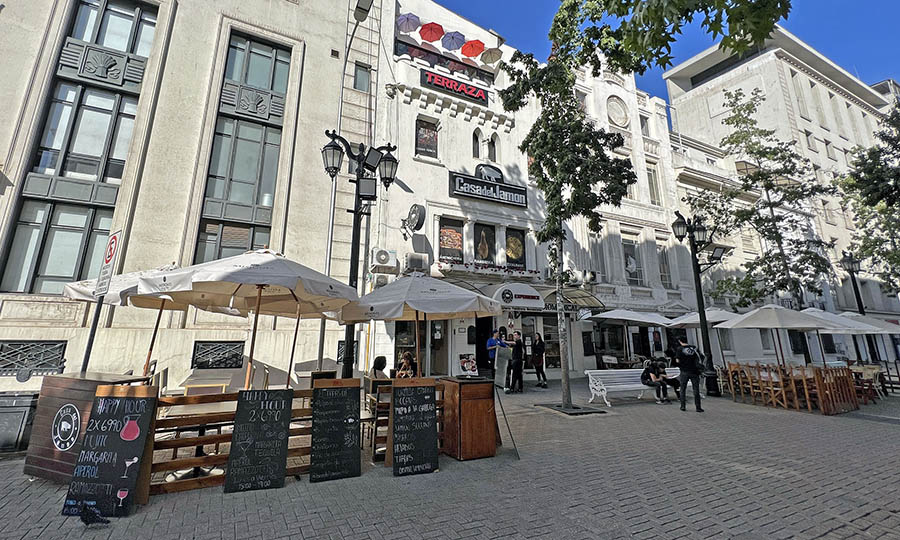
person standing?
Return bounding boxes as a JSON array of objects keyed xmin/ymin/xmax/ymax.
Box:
[
  {"xmin": 486, "ymin": 330, "xmax": 508, "ymax": 383},
  {"xmin": 676, "ymin": 338, "xmax": 704, "ymax": 412},
  {"xmin": 532, "ymin": 333, "xmax": 548, "ymax": 388},
  {"xmin": 509, "ymin": 331, "xmax": 525, "ymax": 393}
]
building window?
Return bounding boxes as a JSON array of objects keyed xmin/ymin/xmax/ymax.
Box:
[
  {"xmin": 791, "ymin": 70, "xmax": 810, "ymax": 120},
  {"xmin": 505, "ymin": 228, "xmax": 526, "ymax": 270},
  {"xmin": 225, "ymin": 35, "xmax": 290, "ymax": 94},
  {"xmin": 824, "ymin": 139, "xmax": 836, "ymax": 160},
  {"xmin": 415, "ymin": 118, "xmax": 438, "ymax": 159},
  {"xmin": 829, "ymin": 93, "xmax": 846, "ymax": 136},
  {"xmin": 622, "ymin": 234, "xmax": 644, "ymax": 287},
  {"xmin": 717, "ymin": 329, "xmax": 733, "ymax": 352},
  {"xmin": 1, "ymin": 201, "xmax": 112, "ymax": 293},
  {"xmin": 590, "ymin": 231, "xmax": 607, "ymax": 283},
  {"xmin": 71, "ymin": 0, "xmax": 158, "ymax": 57},
  {"xmin": 847, "ymin": 103, "xmax": 862, "ymax": 142},
  {"xmin": 0, "ymin": 341, "xmax": 67, "ymax": 378},
  {"xmin": 473, "ymin": 223, "xmax": 495, "ymax": 265},
  {"xmin": 194, "ymin": 220, "xmax": 270, "ymax": 263},
  {"xmin": 821, "ymin": 334, "xmax": 837, "ymax": 354},
  {"xmin": 438, "ymin": 217, "xmax": 464, "ymax": 264},
  {"xmin": 657, "ymin": 244, "xmax": 673, "ymax": 289},
  {"xmin": 741, "ymin": 232, "xmax": 759, "ymax": 255},
  {"xmin": 353, "ymin": 62, "xmax": 371, "ymax": 92},
  {"xmin": 191, "ymin": 341, "xmax": 245, "ymax": 369},
  {"xmin": 647, "ymin": 166, "xmax": 662, "ymax": 206},
  {"xmin": 639, "ymin": 114, "xmax": 651, "ymax": 137},
  {"xmin": 759, "ymin": 329, "xmax": 773, "ymax": 351},
  {"xmin": 823, "ymin": 201, "xmax": 837, "ymax": 225},
  {"xmin": 33, "ymin": 82, "xmax": 137, "ymax": 185},
  {"xmin": 205, "ymin": 118, "xmax": 281, "ymax": 208},
  {"xmin": 472, "ymin": 130, "xmax": 480, "ymax": 158},
  {"xmin": 788, "ymin": 330, "xmax": 805, "ymax": 355},
  {"xmin": 804, "ymin": 130, "xmax": 817, "ymax": 151},
  {"xmin": 575, "ymin": 90, "xmax": 587, "ymax": 112},
  {"xmin": 487, "ymin": 134, "xmax": 498, "ymax": 162},
  {"xmin": 810, "ymin": 81, "xmax": 827, "ymax": 128}
]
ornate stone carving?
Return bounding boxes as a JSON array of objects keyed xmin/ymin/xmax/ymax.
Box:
[{"xmin": 82, "ymin": 48, "xmax": 125, "ymax": 84}]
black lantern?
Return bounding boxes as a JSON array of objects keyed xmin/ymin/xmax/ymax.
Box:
[
  {"xmin": 378, "ymin": 150, "xmax": 399, "ymax": 188},
  {"xmin": 840, "ymin": 251, "xmax": 861, "ymax": 274},
  {"xmin": 693, "ymin": 221, "xmax": 710, "ymax": 244},
  {"xmin": 672, "ymin": 215, "xmax": 688, "ymax": 242},
  {"xmin": 321, "ymin": 140, "xmax": 344, "ymax": 179}
]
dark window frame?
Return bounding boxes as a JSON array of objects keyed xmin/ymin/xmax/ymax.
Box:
[
  {"xmin": 191, "ymin": 340, "xmax": 246, "ymax": 369},
  {"xmin": 415, "ymin": 118, "xmax": 438, "ymax": 159},
  {"xmin": 622, "ymin": 235, "xmax": 645, "ymax": 287},
  {"xmin": 657, "ymin": 243, "xmax": 673, "ymax": 289},
  {"xmin": 353, "ymin": 62, "xmax": 371, "ymax": 93},
  {"xmin": 205, "ymin": 117, "xmax": 282, "ymax": 211},
  {"xmin": 194, "ymin": 219, "xmax": 270, "ymax": 263},
  {"xmin": 225, "ymin": 34, "xmax": 291, "ymax": 95},
  {"xmin": 70, "ymin": 0, "xmax": 158, "ymax": 58}
]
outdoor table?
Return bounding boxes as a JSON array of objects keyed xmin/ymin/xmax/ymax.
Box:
[
  {"xmin": 24, "ymin": 372, "xmax": 151, "ymax": 483},
  {"xmin": 177, "ymin": 369, "xmax": 241, "ymax": 394}
]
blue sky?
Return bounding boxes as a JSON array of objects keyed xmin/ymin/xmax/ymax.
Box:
[{"xmin": 432, "ymin": 0, "xmax": 900, "ymax": 102}]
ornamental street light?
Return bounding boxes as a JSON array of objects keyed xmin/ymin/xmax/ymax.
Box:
[
  {"xmin": 673, "ymin": 210, "xmax": 729, "ymax": 396},
  {"xmin": 322, "ymin": 130, "xmax": 397, "ymax": 378},
  {"xmin": 840, "ymin": 251, "xmax": 881, "ymax": 363}
]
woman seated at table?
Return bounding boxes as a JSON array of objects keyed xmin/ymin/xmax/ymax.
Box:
[
  {"xmin": 370, "ymin": 355, "xmax": 388, "ymax": 379},
  {"xmin": 397, "ymin": 351, "xmax": 416, "ymax": 378}
]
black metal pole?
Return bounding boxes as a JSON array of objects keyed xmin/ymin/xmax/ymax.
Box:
[
  {"xmin": 341, "ymin": 165, "xmax": 364, "ymax": 379},
  {"xmin": 81, "ymin": 296, "xmax": 104, "ymax": 374},
  {"xmin": 849, "ymin": 270, "xmax": 880, "ymax": 363},
  {"xmin": 688, "ymin": 233, "xmax": 719, "ymax": 396}
]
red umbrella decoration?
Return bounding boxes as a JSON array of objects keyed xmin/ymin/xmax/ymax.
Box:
[
  {"xmin": 419, "ymin": 22, "xmax": 445, "ymax": 42},
  {"xmin": 461, "ymin": 39, "xmax": 485, "ymax": 58}
]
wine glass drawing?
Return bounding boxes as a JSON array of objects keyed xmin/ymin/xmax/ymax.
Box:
[
  {"xmin": 116, "ymin": 488, "xmax": 129, "ymax": 508},
  {"xmin": 120, "ymin": 416, "xmax": 140, "ymax": 442},
  {"xmin": 121, "ymin": 457, "xmax": 138, "ymax": 478}
]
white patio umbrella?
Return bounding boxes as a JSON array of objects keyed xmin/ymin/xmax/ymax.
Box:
[
  {"xmin": 800, "ymin": 308, "xmax": 886, "ymax": 365},
  {"xmin": 138, "ymin": 249, "xmax": 358, "ymax": 388},
  {"xmin": 840, "ymin": 312, "xmax": 900, "ymax": 363},
  {"xmin": 340, "ymin": 274, "xmax": 502, "ymax": 377},
  {"xmin": 669, "ymin": 308, "xmax": 740, "ymax": 367},
  {"xmin": 582, "ymin": 309, "xmax": 672, "ymax": 364},
  {"xmin": 715, "ymin": 304, "xmax": 843, "ymax": 366}
]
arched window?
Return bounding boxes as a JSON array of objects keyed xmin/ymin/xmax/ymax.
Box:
[
  {"xmin": 472, "ymin": 130, "xmax": 481, "ymax": 158},
  {"xmin": 487, "ymin": 134, "xmax": 498, "ymax": 162}
]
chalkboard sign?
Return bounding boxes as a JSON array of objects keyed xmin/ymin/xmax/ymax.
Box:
[
  {"xmin": 390, "ymin": 379, "xmax": 439, "ymax": 477},
  {"xmin": 310, "ymin": 379, "xmax": 361, "ymax": 483},
  {"xmin": 223, "ymin": 389, "xmax": 293, "ymax": 494},
  {"xmin": 62, "ymin": 386, "xmax": 157, "ymax": 518}
]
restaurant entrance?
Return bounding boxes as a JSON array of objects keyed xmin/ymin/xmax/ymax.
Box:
[{"xmin": 474, "ymin": 316, "xmax": 493, "ymax": 373}]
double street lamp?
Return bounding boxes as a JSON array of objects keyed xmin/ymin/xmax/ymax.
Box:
[
  {"xmin": 840, "ymin": 251, "xmax": 880, "ymax": 363},
  {"xmin": 322, "ymin": 130, "xmax": 398, "ymax": 378},
  {"xmin": 672, "ymin": 211, "xmax": 728, "ymax": 395}
]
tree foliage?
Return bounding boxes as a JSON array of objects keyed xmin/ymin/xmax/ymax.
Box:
[
  {"xmin": 549, "ymin": 0, "xmax": 792, "ymax": 74},
  {"xmin": 686, "ymin": 89, "xmax": 835, "ymax": 307},
  {"xmin": 841, "ymin": 105, "xmax": 900, "ymax": 291}
]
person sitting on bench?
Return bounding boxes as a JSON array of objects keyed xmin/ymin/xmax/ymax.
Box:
[{"xmin": 641, "ymin": 360, "xmax": 672, "ymax": 404}]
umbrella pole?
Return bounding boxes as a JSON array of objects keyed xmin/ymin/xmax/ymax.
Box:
[
  {"xmin": 774, "ymin": 329, "xmax": 786, "ymax": 368},
  {"xmin": 286, "ymin": 303, "xmax": 301, "ymax": 389},
  {"xmin": 816, "ymin": 330, "xmax": 827, "ymax": 368},
  {"xmin": 415, "ymin": 310, "xmax": 421, "ymax": 378},
  {"xmin": 623, "ymin": 323, "xmax": 629, "ymax": 364},
  {"xmin": 245, "ymin": 285, "xmax": 263, "ymax": 389},
  {"xmin": 142, "ymin": 300, "xmax": 166, "ymax": 378}
]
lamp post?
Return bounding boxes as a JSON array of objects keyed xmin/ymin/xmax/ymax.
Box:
[
  {"xmin": 840, "ymin": 251, "xmax": 880, "ymax": 363},
  {"xmin": 673, "ymin": 211, "xmax": 728, "ymax": 396},
  {"xmin": 322, "ymin": 131, "xmax": 398, "ymax": 378}
]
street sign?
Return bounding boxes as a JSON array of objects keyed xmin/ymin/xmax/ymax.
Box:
[{"xmin": 93, "ymin": 230, "xmax": 122, "ymax": 297}]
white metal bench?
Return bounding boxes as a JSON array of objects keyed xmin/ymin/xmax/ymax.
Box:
[{"xmin": 584, "ymin": 368, "xmax": 681, "ymax": 407}]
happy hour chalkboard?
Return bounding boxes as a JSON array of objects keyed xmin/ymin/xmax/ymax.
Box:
[
  {"xmin": 223, "ymin": 389, "xmax": 293, "ymax": 493},
  {"xmin": 390, "ymin": 380, "xmax": 439, "ymax": 477},
  {"xmin": 310, "ymin": 379, "xmax": 360, "ymax": 483},
  {"xmin": 62, "ymin": 386, "xmax": 157, "ymax": 518}
]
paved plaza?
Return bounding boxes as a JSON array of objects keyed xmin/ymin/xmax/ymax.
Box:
[{"xmin": 2, "ymin": 380, "xmax": 899, "ymax": 540}]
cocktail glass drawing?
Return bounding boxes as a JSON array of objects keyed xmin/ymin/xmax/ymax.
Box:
[
  {"xmin": 120, "ymin": 416, "xmax": 140, "ymax": 442},
  {"xmin": 236, "ymin": 438, "xmax": 253, "ymax": 455},
  {"xmin": 116, "ymin": 488, "xmax": 129, "ymax": 508},
  {"xmin": 121, "ymin": 457, "xmax": 138, "ymax": 478}
]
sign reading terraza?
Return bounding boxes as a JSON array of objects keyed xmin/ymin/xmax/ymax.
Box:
[
  {"xmin": 449, "ymin": 171, "xmax": 527, "ymax": 208},
  {"xmin": 421, "ymin": 70, "xmax": 489, "ymax": 106}
]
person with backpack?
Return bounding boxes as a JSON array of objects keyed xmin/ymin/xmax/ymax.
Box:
[
  {"xmin": 676, "ymin": 337, "xmax": 704, "ymax": 412},
  {"xmin": 640, "ymin": 359, "xmax": 672, "ymax": 404}
]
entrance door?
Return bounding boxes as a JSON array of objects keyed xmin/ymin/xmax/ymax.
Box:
[{"xmin": 475, "ymin": 317, "xmax": 494, "ymax": 372}]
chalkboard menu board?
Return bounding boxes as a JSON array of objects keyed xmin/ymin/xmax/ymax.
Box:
[
  {"xmin": 223, "ymin": 389, "xmax": 293, "ymax": 494},
  {"xmin": 62, "ymin": 386, "xmax": 157, "ymax": 518},
  {"xmin": 390, "ymin": 379, "xmax": 439, "ymax": 477},
  {"xmin": 310, "ymin": 379, "xmax": 361, "ymax": 483}
]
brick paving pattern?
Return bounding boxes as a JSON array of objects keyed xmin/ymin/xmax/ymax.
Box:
[{"xmin": 1, "ymin": 381, "xmax": 899, "ymax": 539}]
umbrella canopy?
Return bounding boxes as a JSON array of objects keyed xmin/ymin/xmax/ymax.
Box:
[
  {"xmin": 64, "ymin": 265, "xmax": 180, "ymax": 307},
  {"xmin": 668, "ymin": 308, "xmax": 738, "ymax": 329},
  {"xmin": 801, "ymin": 308, "xmax": 884, "ymax": 335},
  {"xmin": 585, "ymin": 309, "xmax": 671, "ymax": 327},
  {"xmin": 441, "ymin": 31, "xmax": 466, "ymax": 51},
  {"xmin": 137, "ymin": 249, "xmax": 357, "ymax": 315},
  {"xmin": 341, "ymin": 274, "xmax": 501, "ymax": 323},
  {"xmin": 714, "ymin": 304, "xmax": 842, "ymax": 331},
  {"xmin": 461, "ymin": 39, "xmax": 485, "ymax": 58},
  {"xmin": 480, "ymin": 47, "xmax": 503, "ymax": 64},
  {"xmin": 840, "ymin": 312, "xmax": 900, "ymax": 334},
  {"xmin": 419, "ymin": 22, "xmax": 444, "ymax": 42},
  {"xmin": 396, "ymin": 12, "xmax": 420, "ymax": 33}
]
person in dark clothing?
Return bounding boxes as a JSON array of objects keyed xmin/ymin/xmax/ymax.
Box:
[
  {"xmin": 640, "ymin": 360, "xmax": 672, "ymax": 404},
  {"xmin": 532, "ymin": 333, "xmax": 548, "ymax": 388},
  {"xmin": 676, "ymin": 338, "xmax": 704, "ymax": 412},
  {"xmin": 507, "ymin": 331, "xmax": 525, "ymax": 393},
  {"xmin": 486, "ymin": 330, "xmax": 508, "ymax": 384}
]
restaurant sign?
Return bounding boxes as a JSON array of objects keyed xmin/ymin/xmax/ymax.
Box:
[
  {"xmin": 449, "ymin": 168, "xmax": 527, "ymax": 208},
  {"xmin": 421, "ymin": 69, "xmax": 489, "ymax": 106}
]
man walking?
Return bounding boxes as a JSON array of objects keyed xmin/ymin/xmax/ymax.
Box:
[
  {"xmin": 676, "ymin": 337, "xmax": 704, "ymax": 412},
  {"xmin": 509, "ymin": 331, "xmax": 525, "ymax": 393}
]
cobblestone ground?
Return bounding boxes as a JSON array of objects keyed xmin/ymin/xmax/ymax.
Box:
[{"xmin": 2, "ymin": 380, "xmax": 900, "ymax": 540}]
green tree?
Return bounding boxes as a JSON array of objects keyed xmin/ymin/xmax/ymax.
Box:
[
  {"xmin": 500, "ymin": 48, "xmax": 635, "ymax": 408},
  {"xmin": 840, "ymin": 105, "xmax": 900, "ymax": 291},
  {"xmin": 551, "ymin": 0, "xmax": 792, "ymax": 75},
  {"xmin": 686, "ymin": 88, "xmax": 835, "ymax": 308}
]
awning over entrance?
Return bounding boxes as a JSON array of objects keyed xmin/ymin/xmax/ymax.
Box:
[
  {"xmin": 534, "ymin": 285, "xmax": 605, "ymax": 311},
  {"xmin": 481, "ymin": 283, "xmax": 545, "ymax": 311}
]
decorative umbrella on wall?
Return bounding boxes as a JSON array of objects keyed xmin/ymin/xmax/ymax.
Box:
[
  {"xmin": 461, "ymin": 39, "xmax": 485, "ymax": 58},
  {"xmin": 480, "ymin": 47, "xmax": 503, "ymax": 64},
  {"xmin": 419, "ymin": 22, "xmax": 444, "ymax": 42},
  {"xmin": 396, "ymin": 13, "xmax": 420, "ymax": 33},
  {"xmin": 441, "ymin": 31, "xmax": 466, "ymax": 51}
]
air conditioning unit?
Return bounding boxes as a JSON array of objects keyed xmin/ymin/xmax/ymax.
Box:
[
  {"xmin": 373, "ymin": 274, "xmax": 392, "ymax": 289},
  {"xmin": 403, "ymin": 252, "xmax": 430, "ymax": 273},
  {"xmin": 370, "ymin": 247, "xmax": 398, "ymax": 274}
]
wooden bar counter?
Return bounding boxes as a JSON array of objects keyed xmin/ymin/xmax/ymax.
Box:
[
  {"xmin": 24, "ymin": 372, "xmax": 149, "ymax": 483},
  {"xmin": 440, "ymin": 377, "xmax": 496, "ymax": 461}
]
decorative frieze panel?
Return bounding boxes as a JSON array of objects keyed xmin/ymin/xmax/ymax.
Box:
[
  {"xmin": 202, "ymin": 198, "xmax": 272, "ymax": 226},
  {"xmin": 57, "ymin": 38, "xmax": 145, "ymax": 94},
  {"xmin": 220, "ymin": 81, "xmax": 285, "ymax": 126}
]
